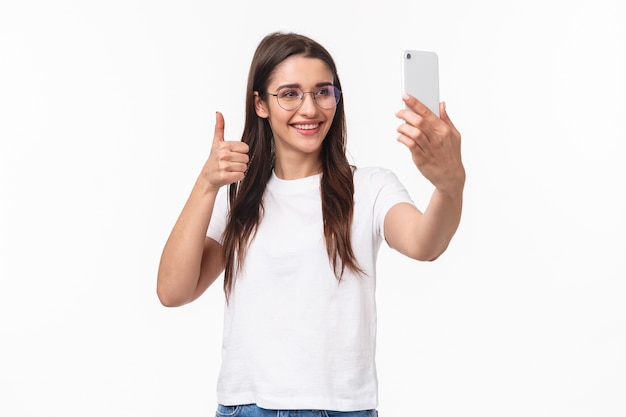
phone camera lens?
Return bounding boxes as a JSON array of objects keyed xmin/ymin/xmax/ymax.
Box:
[{"xmin": 406, "ymin": 53, "xmax": 411, "ymax": 59}]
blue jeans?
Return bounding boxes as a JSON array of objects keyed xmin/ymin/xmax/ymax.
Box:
[{"xmin": 215, "ymin": 404, "xmax": 378, "ymax": 417}]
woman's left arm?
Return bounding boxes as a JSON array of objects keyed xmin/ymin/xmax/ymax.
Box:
[{"xmin": 385, "ymin": 94, "xmax": 466, "ymax": 261}]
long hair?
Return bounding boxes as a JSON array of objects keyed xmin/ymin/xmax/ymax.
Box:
[{"xmin": 221, "ymin": 32, "xmax": 363, "ymax": 300}]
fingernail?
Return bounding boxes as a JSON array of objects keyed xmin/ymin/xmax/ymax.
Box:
[{"xmin": 402, "ymin": 94, "xmax": 410, "ymax": 101}]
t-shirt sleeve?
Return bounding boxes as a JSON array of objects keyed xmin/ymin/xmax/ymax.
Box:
[
  {"xmin": 365, "ymin": 167, "xmax": 415, "ymax": 239},
  {"xmin": 206, "ymin": 187, "xmax": 229, "ymax": 244}
]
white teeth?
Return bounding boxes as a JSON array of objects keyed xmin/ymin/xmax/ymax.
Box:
[{"xmin": 293, "ymin": 123, "xmax": 319, "ymax": 130}]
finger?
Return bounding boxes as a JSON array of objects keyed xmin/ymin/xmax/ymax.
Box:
[
  {"xmin": 396, "ymin": 122, "xmax": 431, "ymax": 154},
  {"xmin": 440, "ymin": 101, "xmax": 459, "ymax": 130},
  {"xmin": 226, "ymin": 149, "xmax": 250, "ymax": 164},
  {"xmin": 225, "ymin": 141, "xmax": 250, "ymax": 157},
  {"xmin": 439, "ymin": 102, "xmax": 453, "ymax": 125},
  {"xmin": 227, "ymin": 162, "xmax": 250, "ymax": 174},
  {"xmin": 402, "ymin": 94, "xmax": 438, "ymax": 121},
  {"xmin": 439, "ymin": 102, "xmax": 447, "ymax": 120},
  {"xmin": 213, "ymin": 111, "xmax": 225, "ymax": 143},
  {"xmin": 397, "ymin": 133, "xmax": 424, "ymax": 154},
  {"xmin": 438, "ymin": 102, "xmax": 461, "ymax": 140},
  {"xmin": 396, "ymin": 109, "xmax": 436, "ymax": 145}
]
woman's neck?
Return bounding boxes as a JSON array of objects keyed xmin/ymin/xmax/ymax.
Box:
[{"xmin": 273, "ymin": 154, "xmax": 322, "ymax": 180}]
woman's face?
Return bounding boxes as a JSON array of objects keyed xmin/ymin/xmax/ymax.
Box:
[{"xmin": 255, "ymin": 55, "xmax": 337, "ymax": 166}]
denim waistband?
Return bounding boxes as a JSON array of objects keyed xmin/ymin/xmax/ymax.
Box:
[{"xmin": 216, "ymin": 404, "xmax": 378, "ymax": 417}]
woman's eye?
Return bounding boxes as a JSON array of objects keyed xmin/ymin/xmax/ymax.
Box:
[
  {"xmin": 316, "ymin": 87, "xmax": 331, "ymax": 96},
  {"xmin": 279, "ymin": 89, "xmax": 300, "ymax": 99}
]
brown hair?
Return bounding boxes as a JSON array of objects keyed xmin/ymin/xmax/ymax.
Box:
[{"xmin": 221, "ymin": 32, "xmax": 363, "ymax": 299}]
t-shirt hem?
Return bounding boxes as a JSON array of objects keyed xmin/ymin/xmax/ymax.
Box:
[{"xmin": 217, "ymin": 392, "xmax": 377, "ymax": 412}]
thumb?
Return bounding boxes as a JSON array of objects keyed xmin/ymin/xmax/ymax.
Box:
[
  {"xmin": 439, "ymin": 102, "xmax": 455, "ymax": 125},
  {"xmin": 439, "ymin": 102, "xmax": 448, "ymax": 120},
  {"xmin": 213, "ymin": 111, "xmax": 225, "ymax": 143}
]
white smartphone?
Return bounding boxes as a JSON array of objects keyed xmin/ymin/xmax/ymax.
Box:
[{"xmin": 401, "ymin": 50, "xmax": 440, "ymax": 117}]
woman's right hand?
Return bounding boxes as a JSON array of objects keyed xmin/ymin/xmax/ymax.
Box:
[{"xmin": 201, "ymin": 111, "xmax": 250, "ymax": 193}]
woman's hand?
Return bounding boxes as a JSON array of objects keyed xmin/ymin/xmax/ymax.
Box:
[
  {"xmin": 200, "ymin": 111, "xmax": 250, "ymax": 194},
  {"xmin": 395, "ymin": 94, "xmax": 465, "ymax": 197}
]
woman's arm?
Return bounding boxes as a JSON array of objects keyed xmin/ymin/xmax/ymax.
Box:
[
  {"xmin": 157, "ymin": 185, "xmax": 223, "ymax": 307},
  {"xmin": 385, "ymin": 95, "xmax": 465, "ymax": 261},
  {"xmin": 156, "ymin": 112, "xmax": 249, "ymax": 306}
]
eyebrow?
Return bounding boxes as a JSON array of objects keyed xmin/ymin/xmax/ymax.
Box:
[{"xmin": 276, "ymin": 81, "xmax": 334, "ymax": 90}]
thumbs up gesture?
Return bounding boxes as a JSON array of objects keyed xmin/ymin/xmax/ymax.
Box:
[{"xmin": 201, "ymin": 112, "xmax": 250, "ymax": 192}]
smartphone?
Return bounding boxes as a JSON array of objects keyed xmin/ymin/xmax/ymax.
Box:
[{"xmin": 401, "ymin": 50, "xmax": 440, "ymax": 117}]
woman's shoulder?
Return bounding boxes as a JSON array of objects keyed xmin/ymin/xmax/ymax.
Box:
[
  {"xmin": 351, "ymin": 165, "xmax": 413, "ymax": 210},
  {"xmin": 352, "ymin": 165, "xmax": 400, "ymax": 184},
  {"xmin": 352, "ymin": 166, "xmax": 408, "ymax": 197}
]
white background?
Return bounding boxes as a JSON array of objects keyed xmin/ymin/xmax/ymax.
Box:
[{"xmin": 1, "ymin": 0, "xmax": 624, "ymax": 416}]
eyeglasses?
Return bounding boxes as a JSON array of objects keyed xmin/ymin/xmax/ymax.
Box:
[{"xmin": 268, "ymin": 85, "xmax": 342, "ymax": 111}]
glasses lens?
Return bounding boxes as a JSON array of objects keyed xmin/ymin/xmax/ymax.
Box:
[
  {"xmin": 314, "ymin": 86, "xmax": 341, "ymax": 109},
  {"xmin": 276, "ymin": 87, "xmax": 303, "ymax": 110}
]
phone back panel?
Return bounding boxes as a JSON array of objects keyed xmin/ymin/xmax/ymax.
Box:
[{"xmin": 401, "ymin": 50, "xmax": 440, "ymax": 116}]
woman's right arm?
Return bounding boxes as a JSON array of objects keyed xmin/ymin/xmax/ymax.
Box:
[{"xmin": 156, "ymin": 112, "xmax": 249, "ymax": 307}]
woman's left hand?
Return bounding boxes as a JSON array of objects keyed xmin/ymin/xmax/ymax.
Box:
[{"xmin": 396, "ymin": 94, "xmax": 465, "ymax": 197}]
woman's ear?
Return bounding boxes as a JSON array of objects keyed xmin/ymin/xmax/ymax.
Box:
[{"xmin": 254, "ymin": 92, "xmax": 269, "ymax": 118}]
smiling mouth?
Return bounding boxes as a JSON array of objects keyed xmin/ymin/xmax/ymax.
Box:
[{"xmin": 292, "ymin": 123, "xmax": 320, "ymax": 130}]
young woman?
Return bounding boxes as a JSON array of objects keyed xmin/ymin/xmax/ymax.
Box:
[{"xmin": 157, "ymin": 32, "xmax": 465, "ymax": 417}]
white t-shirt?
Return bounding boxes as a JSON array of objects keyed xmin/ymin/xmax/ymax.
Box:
[{"xmin": 206, "ymin": 166, "xmax": 414, "ymax": 411}]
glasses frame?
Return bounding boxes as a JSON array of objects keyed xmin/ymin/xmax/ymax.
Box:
[{"xmin": 267, "ymin": 85, "xmax": 342, "ymax": 111}]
